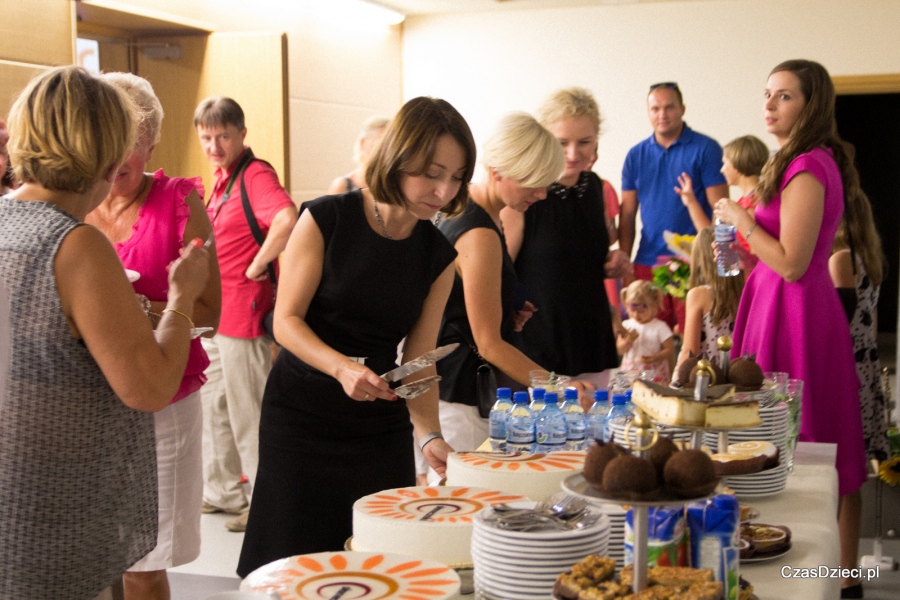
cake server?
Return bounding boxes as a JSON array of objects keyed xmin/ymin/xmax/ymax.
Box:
[{"xmin": 380, "ymin": 343, "xmax": 459, "ymax": 382}]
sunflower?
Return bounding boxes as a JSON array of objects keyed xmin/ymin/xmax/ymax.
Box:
[{"xmin": 878, "ymin": 456, "xmax": 900, "ymax": 486}]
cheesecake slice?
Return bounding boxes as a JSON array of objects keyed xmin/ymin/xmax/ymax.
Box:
[{"xmin": 631, "ymin": 380, "xmax": 735, "ymax": 427}]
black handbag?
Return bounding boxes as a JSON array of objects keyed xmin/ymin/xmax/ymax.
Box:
[{"xmin": 475, "ymin": 362, "xmax": 498, "ymax": 419}]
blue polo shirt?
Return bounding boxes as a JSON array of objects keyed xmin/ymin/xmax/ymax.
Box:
[{"xmin": 622, "ymin": 124, "xmax": 726, "ymax": 266}]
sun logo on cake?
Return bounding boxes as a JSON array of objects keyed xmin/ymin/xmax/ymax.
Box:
[
  {"xmin": 242, "ymin": 551, "xmax": 461, "ymax": 599},
  {"xmin": 360, "ymin": 487, "xmax": 524, "ymax": 522},
  {"xmin": 456, "ymin": 451, "xmax": 585, "ymax": 472}
]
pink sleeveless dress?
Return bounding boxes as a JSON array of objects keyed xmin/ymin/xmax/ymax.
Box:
[
  {"xmin": 731, "ymin": 149, "xmax": 867, "ymax": 496},
  {"xmin": 116, "ymin": 170, "xmax": 209, "ymax": 403}
]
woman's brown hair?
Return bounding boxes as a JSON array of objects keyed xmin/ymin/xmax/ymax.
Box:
[
  {"xmin": 833, "ymin": 191, "xmax": 885, "ymax": 287},
  {"xmin": 688, "ymin": 227, "xmax": 746, "ymax": 325},
  {"xmin": 366, "ymin": 97, "xmax": 476, "ymax": 217}
]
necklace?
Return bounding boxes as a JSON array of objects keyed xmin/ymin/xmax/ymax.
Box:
[{"xmin": 372, "ymin": 198, "xmax": 393, "ymax": 240}]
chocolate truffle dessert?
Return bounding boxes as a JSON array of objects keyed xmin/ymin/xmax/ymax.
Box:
[
  {"xmin": 663, "ymin": 449, "xmax": 718, "ymax": 498},
  {"xmin": 602, "ymin": 454, "xmax": 659, "ymax": 498}
]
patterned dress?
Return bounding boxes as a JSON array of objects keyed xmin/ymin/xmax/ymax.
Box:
[
  {"xmin": 0, "ymin": 197, "xmax": 157, "ymax": 598},
  {"xmin": 848, "ymin": 256, "xmax": 889, "ymax": 461},
  {"xmin": 698, "ymin": 286, "xmax": 736, "ymax": 365}
]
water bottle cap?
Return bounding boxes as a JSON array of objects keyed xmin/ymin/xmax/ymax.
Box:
[
  {"xmin": 513, "ymin": 391, "xmax": 530, "ymax": 403},
  {"xmin": 532, "ymin": 388, "xmax": 546, "ymax": 400},
  {"xmin": 612, "ymin": 394, "xmax": 627, "ymax": 405},
  {"xmin": 544, "ymin": 392, "xmax": 559, "ymax": 404},
  {"xmin": 625, "ymin": 390, "xmax": 633, "ymax": 400},
  {"xmin": 564, "ymin": 387, "xmax": 578, "ymax": 400},
  {"xmin": 497, "ymin": 387, "xmax": 511, "ymax": 399},
  {"xmin": 593, "ymin": 389, "xmax": 609, "ymax": 401}
]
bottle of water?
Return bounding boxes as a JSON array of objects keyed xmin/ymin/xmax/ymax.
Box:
[
  {"xmin": 715, "ymin": 219, "xmax": 740, "ymax": 276},
  {"xmin": 561, "ymin": 387, "xmax": 586, "ymax": 450},
  {"xmin": 624, "ymin": 389, "xmax": 637, "ymax": 415},
  {"xmin": 586, "ymin": 390, "xmax": 610, "ymax": 448},
  {"xmin": 603, "ymin": 394, "xmax": 631, "ymax": 444},
  {"xmin": 530, "ymin": 387, "xmax": 546, "ymax": 413},
  {"xmin": 507, "ymin": 391, "xmax": 535, "ymax": 453},
  {"xmin": 488, "ymin": 387, "xmax": 513, "ymax": 452},
  {"xmin": 536, "ymin": 392, "xmax": 567, "ymax": 453}
]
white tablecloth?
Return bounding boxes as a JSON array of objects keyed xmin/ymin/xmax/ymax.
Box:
[{"xmin": 740, "ymin": 442, "xmax": 841, "ymax": 600}]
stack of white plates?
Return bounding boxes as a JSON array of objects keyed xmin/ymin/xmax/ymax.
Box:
[
  {"xmin": 471, "ymin": 502, "xmax": 610, "ymax": 600},
  {"xmin": 704, "ymin": 402, "xmax": 789, "ymax": 457},
  {"xmin": 593, "ymin": 503, "xmax": 626, "ymax": 568},
  {"xmin": 723, "ymin": 463, "xmax": 790, "ymax": 497},
  {"xmin": 702, "ymin": 402, "xmax": 790, "ymax": 497},
  {"xmin": 608, "ymin": 420, "xmax": 693, "ymax": 447}
]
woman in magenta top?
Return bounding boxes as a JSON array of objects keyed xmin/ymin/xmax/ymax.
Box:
[
  {"xmin": 716, "ymin": 60, "xmax": 867, "ymax": 597},
  {"xmin": 86, "ymin": 73, "xmax": 221, "ymax": 600}
]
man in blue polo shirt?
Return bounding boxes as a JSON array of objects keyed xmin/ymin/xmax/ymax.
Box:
[{"xmin": 619, "ymin": 82, "xmax": 728, "ymax": 331}]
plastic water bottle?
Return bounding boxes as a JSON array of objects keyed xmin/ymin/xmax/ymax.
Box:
[
  {"xmin": 488, "ymin": 387, "xmax": 513, "ymax": 452},
  {"xmin": 530, "ymin": 387, "xmax": 546, "ymax": 413},
  {"xmin": 561, "ymin": 388, "xmax": 586, "ymax": 450},
  {"xmin": 536, "ymin": 392, "xmax": 567, "ymax": 453},
  {"xmin": 715, "ymin": 219, "xmax": 740, "ymax": 276},
  {"xmin": 507, "ymin": 391, "xmax": 536, "ymax": 453},
  {"xmin": 586, "ymin": 390, "xmax": 610, "ymax": 448},
  {"xmin": 603, "ymin": 394, "xmax": 631, "ymax": 444},
  {"xmin": 624, "ymin": 389, "xmax": 637, "ymax": 415}
]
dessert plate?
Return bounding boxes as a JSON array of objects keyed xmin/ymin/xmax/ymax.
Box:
[{"xmin": 740, "ymin": 541, "xmax": 792, "ymax": 563}]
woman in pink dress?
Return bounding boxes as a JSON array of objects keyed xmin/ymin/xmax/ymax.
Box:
[
  {"xmin": 86, "ymin": 73, "xmax": 221, "ymax": 600},
  {"xmin": 716, "ymin": 60, "xmax": 868, "ymax": 598}
]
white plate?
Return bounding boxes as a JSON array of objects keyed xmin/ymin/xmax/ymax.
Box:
[
  {"xmin": 474, "ymin": 571, "xmax": 553, "ymax": 597},
  {"xmin": 125, "ymin": 269, "xmax": 140, "ymax": 282},
  {"xmin": 471, "ymin": 542, "xmax": 606, "ymax": 570},
  {"xmin": 473, "ymin": 532, "xmax": 608, "ymax": 553},
  {"xmin": 474, "ymin": 505, "xmax": 609, "ymax": 541}
]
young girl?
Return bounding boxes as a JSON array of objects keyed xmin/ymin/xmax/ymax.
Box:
[
  {"xmin": 721, "ymin": 135, "xmax": 770, "ymax": 254},
  {"xmin": 617, "ymin": 280, "xmax": 675, "ymax": 383},
  {"xmin": 829, "ymin": 196, "xmax": 889, "ymax": 463},
  {"xmin": 675, "ymin": 227, "xmax": 746, "ymax": 376}
]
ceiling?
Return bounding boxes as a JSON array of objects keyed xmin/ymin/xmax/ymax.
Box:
[{"xmin": 370, "ymin": 0, "xmax": 718, "ymax": 16}]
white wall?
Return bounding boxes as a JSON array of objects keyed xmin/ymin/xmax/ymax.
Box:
[{"xmin": 402, "ymin": 0, "xmax": 900, "ymax": 196}]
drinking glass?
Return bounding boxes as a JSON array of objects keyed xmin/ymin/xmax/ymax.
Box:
[
  {"xmin": 764, "ymin": 371, "xmax": 789, "ymax": 403},
  {"xmin": 784, "ymin": 378, "xmax": 804, "ymax": 472},
  {"xmin": 528, "ymin": 369, "xmax": 570, "ymax": 399}
]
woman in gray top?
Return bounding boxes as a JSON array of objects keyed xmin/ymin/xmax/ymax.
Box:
[{"xmin": 0, "ymin": 66, "xmax": 209, "ymax": 600}]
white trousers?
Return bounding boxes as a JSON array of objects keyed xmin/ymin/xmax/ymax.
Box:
[
  {"xmin": 129, "ymin": 392, "xmax": 203, "ymax": 571},
  {"xmin": 200, "ymin": 334, "xmax": 271, "ymax": 510}
]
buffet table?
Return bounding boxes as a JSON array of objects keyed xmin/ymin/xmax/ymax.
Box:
[{"xmin": 740, "ymin": 442, "xmax": 840, "ymax": 600}]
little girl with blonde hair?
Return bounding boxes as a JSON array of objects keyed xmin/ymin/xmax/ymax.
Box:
[{"xmin": 617, "ymin": 280, "xmax": 675, "ymax": 383}]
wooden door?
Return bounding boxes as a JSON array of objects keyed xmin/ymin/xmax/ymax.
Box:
[{"xmin": 137, "ymin": 32, "xmax": 289, "ymax": 196}]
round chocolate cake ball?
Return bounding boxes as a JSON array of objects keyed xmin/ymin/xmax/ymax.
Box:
[
  {"xmin": 648, "ymin": 436, "xmax": 679, "ymax": 480},
  {"xmin": 663, "ymin": 449, "xmax": 718, "ymax": 498},
  {"xmin": 602, "ymin": 454, "xmax": 658, "ymax": 497},
  {"xmin": 584, "ymin": 441, "xmax": 627, "ymax": 486},
  {"xmin": 729, "ymin": 354, "xmax": 764, "ymax": 390}
]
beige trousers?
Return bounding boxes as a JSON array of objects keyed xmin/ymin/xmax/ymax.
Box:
[{"xmin": 200, "ymin": 334, "xmax": 272, "ymax": 510}]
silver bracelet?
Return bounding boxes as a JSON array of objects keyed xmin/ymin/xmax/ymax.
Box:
[
  {"xmin": 419, "ymin": 431, "xmax": 443, "ymax": 451},
  {"xmin": 745, "ymin": 223, "xmax": 758, "ymax": 240}
]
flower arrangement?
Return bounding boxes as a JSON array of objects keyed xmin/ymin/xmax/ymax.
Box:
[
  {"xmin": 878, "ymin": 455, "xmax": 900, "ymax": 486},
  {"xmin": 651, "ymin": 232, "xmax": 695, "ymax": 300}
]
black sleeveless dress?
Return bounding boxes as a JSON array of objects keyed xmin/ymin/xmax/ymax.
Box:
[
  {"xmin": 237, "ymin": 191, "xmax": 457, "ymax": 576},
  {"xmin": 436, "ymin": 199, "xmax": 519, "ymax": 406},
  {"xmin": 512, "ymin": 171, "xmax": 618, "ymax": 376}
]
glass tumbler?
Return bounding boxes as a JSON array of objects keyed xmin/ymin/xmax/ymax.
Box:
[{"xmin": 784, "ymin": 378, "xmax": 804, "ymax": 472}]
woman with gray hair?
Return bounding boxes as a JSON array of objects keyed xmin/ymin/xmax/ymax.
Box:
[
  {"xmin": 435, "ymin": 112, "xmax": 588, "ymax": 450},
  {"xmin": 85, "ymin": 72, "xmax": 221, "ymax": 600}
]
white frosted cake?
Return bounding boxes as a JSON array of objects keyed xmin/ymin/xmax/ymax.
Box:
[
  {"xmin": 351, "ymin": 486, "xmax": 523, "ymax": 567},
  {"xmin": 445, "ymin": 451, "xmax": 586, "ymax": 501}
]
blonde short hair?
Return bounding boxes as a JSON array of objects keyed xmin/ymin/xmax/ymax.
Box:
[
  {"xmin": 536, "ymin": 87, "xmax": 602, "ymax": 134},
  {"xmin": 482, "ymin": 112, "xmax": 564, "ymax": 188},
  {"xmin": 723, "ymin": 135, "xmax": 769, "ymax": 177},
  {"xmin": 100, "ymin": 72, "xmax": 164, "ymax": 145},
  {"xmin": 8, "ymin": 66, "xmax": 136, "ymax": 194},
  {"xmin": 620, "ymin": 279, "xmax": 662, "ymax": 310}
]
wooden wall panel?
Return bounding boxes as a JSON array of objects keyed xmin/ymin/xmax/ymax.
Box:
[
  {"xmin": 0, "ymin": 61, "xmax": 48, "ymax": 121},
  {"xmin": 0, "ymin": 0, "xmax": 74, "ymax": 66}
]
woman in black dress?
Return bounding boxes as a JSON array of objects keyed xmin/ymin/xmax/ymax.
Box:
[
  {"xmin": 502, "ymin": 88, "xmax": 631, "ymax": 397},
  {"xmin": 238, "ymin": 97, "xmax": 476, "ymax": 576},
  {"xmin": 436, "ymin": 112, "xmax": 577, "ymax": 449}
]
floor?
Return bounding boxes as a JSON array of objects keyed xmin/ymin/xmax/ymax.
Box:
[{"xmin": 169, "ymin": 336, "xmax": 900, "ymax": 599}]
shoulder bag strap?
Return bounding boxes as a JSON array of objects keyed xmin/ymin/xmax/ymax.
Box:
[{"xmin": 240, "ymin": 164, "xmax": 278, "ymax": 286}]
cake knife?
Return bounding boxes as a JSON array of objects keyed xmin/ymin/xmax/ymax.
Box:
[{"xmin": 380, "ymin": 343, "xmax": 459, "ymax": 382}]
